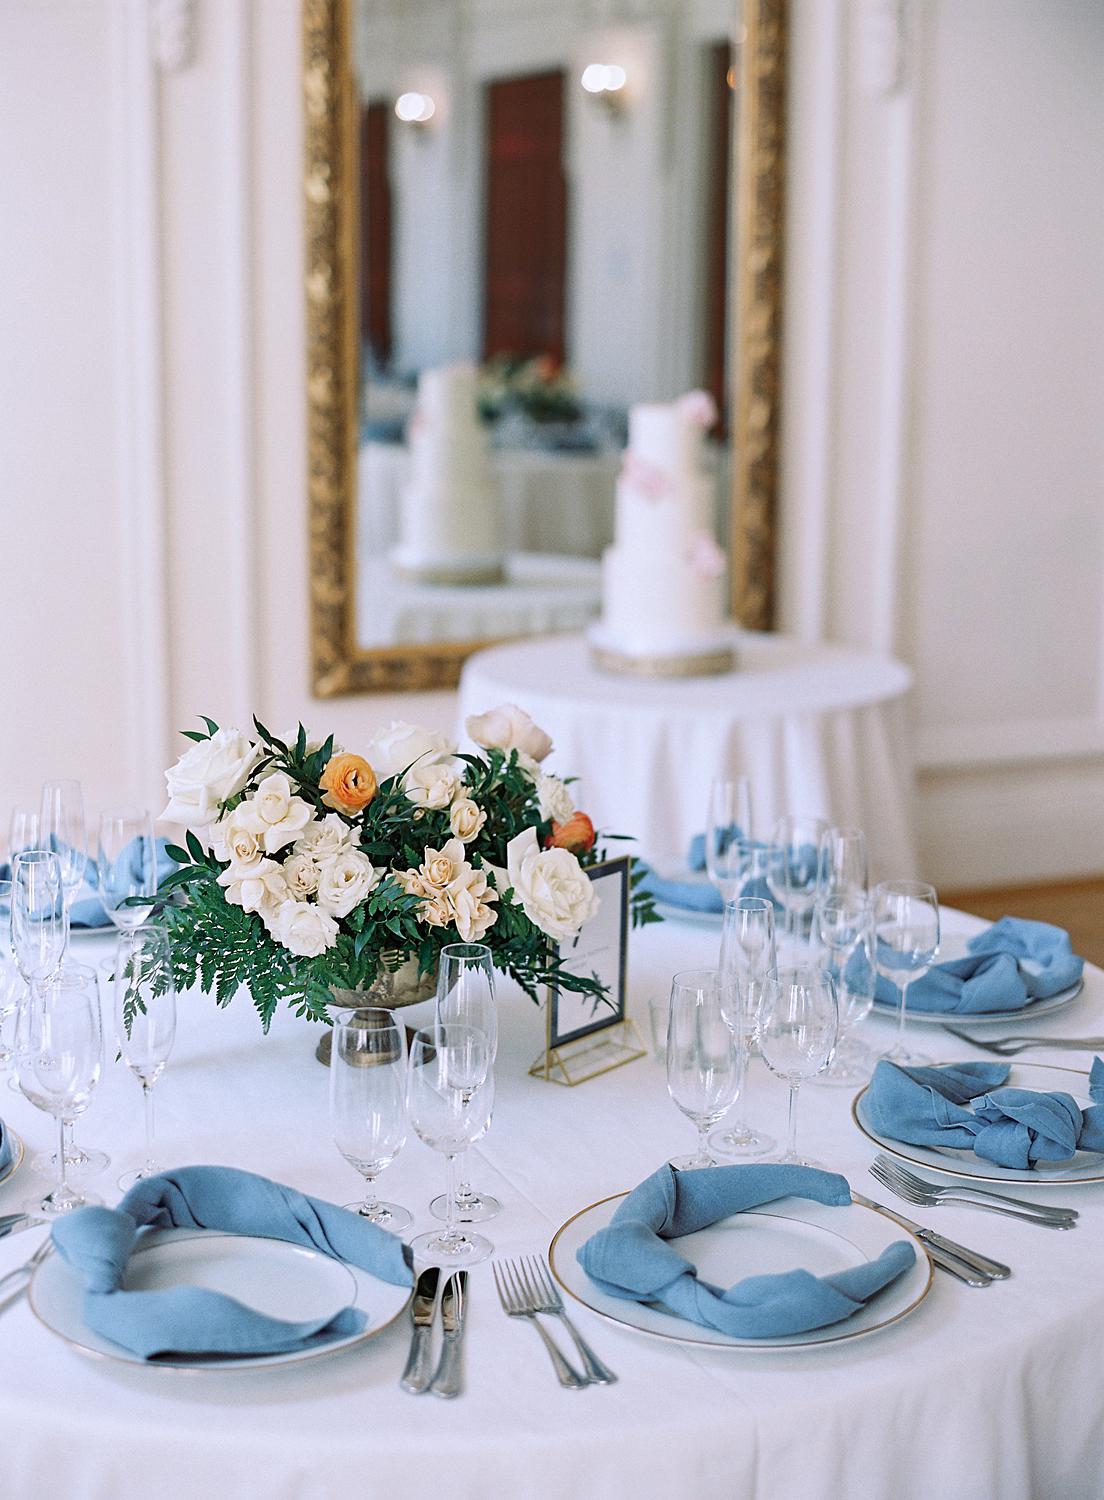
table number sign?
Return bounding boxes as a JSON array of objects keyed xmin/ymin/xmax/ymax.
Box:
[{"xmin": 530, "ymin": 857, "xmax": 646, "ymax": 1086}]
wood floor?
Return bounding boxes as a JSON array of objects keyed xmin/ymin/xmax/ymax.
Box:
[{"xmin": 942, "ymin": 878, "xmax": 1104, "ymax": 967}]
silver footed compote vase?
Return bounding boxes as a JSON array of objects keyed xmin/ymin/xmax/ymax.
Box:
[{"xmin": 314, "ymin": 955, "xmax": 437, "ymax": 1065}]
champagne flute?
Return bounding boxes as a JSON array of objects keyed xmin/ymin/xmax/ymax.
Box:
[
  {"xmin": 407, "ymin": 1024, "xmax": 493, "ymax": 1266},
  {"xmin": 666, "ymin": 969, "xmax": 742, "ymax": 1170},
  {"xmin": 0, "ymin": 880, "xmax": 23, "ymax": 1081},
  {"xmin": 704, "ymin": 777, "xmax": 753, "ymax": 902},
  {"xmin": 759, "ymin": 966, "xmax": 838, "ymax": 1166},
  {"xmin": 114, "ymin": 925, "xmax": 177, "ymax": 1188},
  {"xmin": 813, "ymin": 894, "xmax": 876, "ymax": 1085},
  {"xmin": 431, "ymin": 942, "xmax": 500, "ymax": 1223},
  {"xmin": 330, "ymin": 1007, "xmax": 411, "ymax": 1230},
  {"xmin": 15, "ymin": 965, "xmax": 103, "ymax": 1216},
  {"xmin": 873, "ymin": 880, "xmax": 940, "ymax": 1065},
  {"xmin": 8, "ymin": 809, "xmax": 41, "ymax": 863},
  {"xmin": 710, "ymin": 897, "xmax": 777, "ymax": 1157},
  {"xmin": 10, "ymin": 851, "xmax": 68, "ymax": 1004},
  {"xmin": 767, "ymin": 816, "xmax": 828, "ymax": 960},
  {"xmin": 40, "ymin": 780, "xmax": 87, "ymax": 917},
  {"xmin": 97, "ymin": 811, "xmax": 158, "ymax": 929},
  {"xmin": 818, "ymin": 826, "xmax": 868, "ymax": 901}
]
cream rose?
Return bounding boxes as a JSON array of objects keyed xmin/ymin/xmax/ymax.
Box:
[
  {"xmin": 394, "ymin": 868, "xmax": 427, "ymax": 898},
  {"xmin": 161, "ymin": 727, "xmax": 261, "ymax": 829},
  {"xmin": 292, "ymin": 819, "xmax": 351, "ymax": 862},
  {"xmin": 316, "ymin": 848, "xmax": 381, "ymax": 918},
  {"xmin": 449, "ymin": 797, "xmax": 487, "ymax": 844},
  {"xmin": 281, "ymin": 852, "xmax": 320, "ymax": 899},
  {"xmin": 211, "ymin": 811, "xmax": 264, "ymax": 870},
  {"xmin": 465, "ymin": 704, "xmax": 553, "ymax": 764},
  {"xmin": 504, "ymin": 826, "xmax": 598, "ymax": 940},
  {"xmin": 447, "ymin": 865, "xmax": 498, "ymax": 942},
  {"xmin": 536, "ymin": 773, "xmax": 575, "ymax": 826},
  {"xmin": 238, "ymin": 772, "xmax": 315, "ymax": 855},
  {"xmin": 405, "ymin": 761, "xmax": 460, "ymax": 811},
  {"xmin": 217, "ymin": 856, "xmax": 288, "ymax": 917},
  {"xmin": 362, "ymin": 720, "xmax": 457, "ymax": 783},
  {"xmin": 421, "ymin": 893, "xmax": 453, "ymax": 928},
  {"xmin": 419, "ymin": 839, "xmax": 466, "ymax": 892},
  {"xmin": 268, "ymin": 898, "xmax": 339, "ymax": 958}
]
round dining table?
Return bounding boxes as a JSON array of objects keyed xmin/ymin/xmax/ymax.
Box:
[{"xmin": 0, "ymin": 910, "xmax": 1100, "ymax": 1500}]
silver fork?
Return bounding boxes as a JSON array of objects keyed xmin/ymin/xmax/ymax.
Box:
[
  {"xmin": 492, "ymin": 1258, "xmax": 587, "ymax": 1389},
  {"xmin": 522, "ymin": 1256, "xmax": 617, "ymax": 1385},
  {"xmin": 0, "ymin": 1236, "xmax": 53, "ymax": 1314},
  {"xmin": 870, "ymin": 1156, "xmax": 1078, "ymax": 1227},
  {"xmin": 943, "ymin": 1026, "xmax": 1104, "ymax": 1056}
]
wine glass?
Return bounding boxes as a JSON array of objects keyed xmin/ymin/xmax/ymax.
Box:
[
  {"xmin": 813, "ymin": 894, "xmax": 876, "ymax": 1085},
  {"xmin": 330, "ymin": 1007, "xmax": 411, "ymax": 1230},
  {"xmin": 818, "ymin": 826, "xmax": 868, "ymax": 901},
  {"xmin": 758, "ymin": 966, "xmax": 838, "ymax": 1166},
  {"xmin": 97, "ymin": 811, "xmax": 158, "ymax": 929},
  {"xmin": 14, "ymin": 964, "xmax": 103, "ymax": 1216},
  {"xmin": 666, "ymin": 969, "xmax": 743, "ymax": 1170},
  {"xmin": 873, "ymin": 880, "xmax": 940, "ymax": 1065},
  {"xmin": 40, "ymin": 780, "xmax": 87, "ymax": 917},
  {"xmin": 10, "ymin": 850, "xmax": 68, "ymax": 1003},
  {"xmin": 8, "ymin": 808, "xmax": 41, "ymax": 862},
  {"xmin": 407, "ymin": 1024, "xmax": 493, "ymax": 1267},
  {"xmin": 0, "ymin": 880, "xmax": 23, "ymax": 1082},
  {"xmin": 767, "ymin": 816, "xmax": 828, "ymax": 960},
  {"xmin": 114, "ymin": 925, "xmax": 177, "ymax": 1188},
  {"xmin": 431, "ymin": 942, "xmax": 500, "ymax": 1223},
  {"xmin": 710, "ymin": 897, "xmax": 777, "ymax": 1157},
  {"xmin": 704, "ymin": 777, "xmax": 753, "ymax": 902}
]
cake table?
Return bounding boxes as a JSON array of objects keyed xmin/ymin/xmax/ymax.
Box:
[{"xmin": 457, "ymin": 632, "xmax": 917, "ymax": 879}]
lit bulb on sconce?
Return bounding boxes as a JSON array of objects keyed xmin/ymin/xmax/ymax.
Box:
[
  {"xmin": 394, "ymin": 91, "xmax": 436, "ymax": 128},
  {"xmin": 580, "ymin": 63, "xmax": 628, "ymax": 115}
]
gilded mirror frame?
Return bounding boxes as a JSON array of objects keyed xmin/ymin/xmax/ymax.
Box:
[{"xmin": 304, "ymin": 0, "xmax": 787, "ymax": 696}]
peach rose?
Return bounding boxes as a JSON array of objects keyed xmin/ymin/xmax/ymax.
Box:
[
  {"xmin": 320, "ymin": 752, "xmax": 377, "ymax": 814},
  {"xmin": 547, "ymin": 812, "xmax": 596, "ymax": 855}
]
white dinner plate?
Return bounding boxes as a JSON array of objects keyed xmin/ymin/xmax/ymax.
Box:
[
  {"xmin": 653, "ymin": 899, "xmax": 723, "ymax": 929},
  {"xmin": 852, "ymin": 1060, "xmax": 1104, "ymax": 1186},
  {"xmin": 549, "ymin": 1192, "xmax": 931, "ymax": 1351},
  {"xmin": 0, "ymin": 1128, "xmax": 25, "ymax": 1188},
  {"xmin": 871, "ymin": 931, "xmax": 1085, "ymax": 1028},
  {"xmin": 29, "ymin": 1227, "xmax": 412, "ymax": 1371}
]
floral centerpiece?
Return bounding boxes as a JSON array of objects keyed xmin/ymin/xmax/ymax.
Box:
[
  {"xmin": 476, "ymin": 354, "xmax": 583, "ymax": 426},
  {"xmin": 154, "ymin": 704, "xmax": 659, "ymax": 1029}
]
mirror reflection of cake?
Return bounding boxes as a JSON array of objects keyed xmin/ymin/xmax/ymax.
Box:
[
  {"xmin": 588, "ymin": 391, "xmax": 737, "ymax": 676},
  {"xmin": 391, "ymin": 363, "xmax": 506, "ymax": 586}
]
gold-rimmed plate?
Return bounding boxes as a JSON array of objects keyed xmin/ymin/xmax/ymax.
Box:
[
  {"xmin": 870, "ymin": 932, "xmax": 1085, "ymax": 1028},
  {"xmin": 0, "ymin": 1128, "xmax": 25, "ymax": 1188},
  {"xmin": 548, "ymin": 1192, "xmax": 932, "ymax": 1351},
  {"xmin": 852, "ymin": 1060, "xmax": 1104, "ymax": 1186}
]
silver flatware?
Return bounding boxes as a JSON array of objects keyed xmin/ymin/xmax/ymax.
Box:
[
  {"xmin": 399, "ymin": 1265, "xmax": 440, "ymax": 1393},
  {"xmin": 522, "ymin": 1254, "xmax": 616, "ymax": 1384},
  {"xmin": 943, "ymin": 1027, "xmax": 1104, "ymax": 1057},
  {"xmin": 0, "ymin": 1236, "xmax": 53, "ymax": 1315},
  {"xmin": 429, "ymin": 1271, "xmax": 467, "ymax": 1399},
  {"xmin": 852, "ymin": 1191, "xmax": 1008, "ymax": 1285},
  {"xmin": 493, "ymin": 1257, "xmax": 586, "ymax": 1389},
  {"xmin": 871, "ymin": 1155, "xmax": 1078, "ymax": 1227}
]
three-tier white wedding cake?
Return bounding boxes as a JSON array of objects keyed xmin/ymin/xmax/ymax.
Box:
[
  {"xmin": 589, "ymin": 391, "xmax": 736, "ymax": 674},
  {"xmin": 391, "ymin": 364, "xmax": 505, "ymax": 585}
]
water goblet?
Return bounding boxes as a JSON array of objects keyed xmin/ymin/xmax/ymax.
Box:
[
  {"xmin": 710, "ymin": 897, "xmax": 777, "ymax": 1157},
  {"xmin": 767, "ymin": 816, "xmax": 828, "ymax": 960},
  {"xmin": 15, "ymin": 964, "xmax": 103, "ymax": 1216},
  {"xmin": 818, "ymin": 826, "xmax": 868, "ymax": 902},
  {"xmin": 704, "ymin": 776, "xmax": 753, "ymax": 903},
  {"xmin": 40, "ymin": 780, "xmax": 87, "ymax": 917},
  {"xmin": 873, "ymin": 880, "xmax": 940, "ymax": 1065},
  {"xmin": 812, "ymin": 894, "xmax": 876, "ymax": 1086},
  {"xmin": 758, "ymin": 966, "xmax": 838, "ymax": 1166},
  {"xmin": 431, "ymin": 942, "xmax": 500, "ymax": 1223},
  {"xmin": 29, "ymin": 954, "xmax": 112, "ymax": 1180},
  {"xmin": 114, "ymin": 925, "xmax": 177, "ymax": 1189},
  {"xmin": 10, "ymin": 850, "xmax": 68, "ymax": 1003},
  {"xmin": 330, "ymin": 1007, "xmax": 411, "ymax": 1231},
  {"xmin": 97, "ymin": 811, "xmax": 158, "ymax": 930},
  {"xmin": 666, "ymin": 969, "xmax": 743, "ymax": 1170},
  {"xmin": 407, "ymin": 1024, "xmax": 494, "ymax": 1267}
]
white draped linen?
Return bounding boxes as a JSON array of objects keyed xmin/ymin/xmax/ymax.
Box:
[
  {"xmin": 458, "ymin": 632, "xmax": 919, "ymax": 881},
  {"xmin": 1, "ymin": 912, "xmax": 1102, "ymax": 1500}
]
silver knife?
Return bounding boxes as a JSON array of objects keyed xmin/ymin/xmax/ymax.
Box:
[
  {"xmin": 429, "ymin": 1271, "xmax": 467, "ymax": 1399},
  {"xmin": 399, "ymin": 1266, "xmax": 440, "ymax": 1393},
  {"xmin": 852, "ymin": 1192, "xmax": 1011, "ymax": 1283},
  {"xmin": 0, "ymin": 1214, "xmax": 44, "ymax": 1241}
]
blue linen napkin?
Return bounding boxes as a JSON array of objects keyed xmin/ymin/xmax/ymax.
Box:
[
  {"xmin": 0, "ymin": 1120, "xmax": 12, "ymax": 1177},
  {"xmin": 639, "ymin": 830, "xmax": 781, "ymax": 915},
  {"xmin": 863, "ymin": 1057, "xmax": 1104, "ymax": 1169},
  {"xmin": 576, "ymin": 1163, "xmax": 915, "ymax": 1339},
  {"xmin": 51, "ymin": 1166, "xmax": 413, "ymax": 1360},
  {"xmin": 0, "ymin": 839, "xmax": 175, "ymax": 929},
  {"xmin": 875, "ymin": 918, "xmax": 1085, "ymax": 1015}
]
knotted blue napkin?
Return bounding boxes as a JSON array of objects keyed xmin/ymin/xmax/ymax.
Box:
[
  {"xmin": 639, "ymin": 830, "xmax": 782, "ymax": 916},
  {"xmin": 577, "ymin": 1163, "xmax": 915, "ymax": 1338},
  {"xmin": 0, "ymin": 839, "xmax": 175, "ymax": 929},
  {"xmin": 864, "ymin": 1057, "xmax": 1104, "ymax": 1169},
  {"xmin": 875, "ymin": 918, "xmax": 1084, "ymax": 1015},
  {"xmin": 0, "ymin": 1120, "xmax": 12, "ymax": 1177},
  {"xmin": 51, "ymin": 1166, "xmax": 412, "ymax": 1360}
]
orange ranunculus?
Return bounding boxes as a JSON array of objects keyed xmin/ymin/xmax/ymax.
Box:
[
  {"xmin": 547, "ymin": 811, "xmax": 596, "ymax": 855},
  {"xmin": 319, "ymin": 752, "xmax": 377, "ymax": 814}
]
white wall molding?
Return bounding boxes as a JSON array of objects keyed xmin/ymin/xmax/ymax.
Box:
[{"xmin": 150, "ymin": 0, "xmax": 198, "ymax": 73}]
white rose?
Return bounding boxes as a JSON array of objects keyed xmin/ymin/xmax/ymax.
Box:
[
  {"xmin": 161, "ymin": 727, "xmax": 261, "ymax": 829},
  {"xmin": 505, "ymin": 827, "xmax": 598, "ymax": 941},
  {"xmin": 217, "ymin": 856, "xmax": 288, "ymax": 917},
  {"xmin": 536, "ymin": 774, "xmax": 575, "ymax": 825},
  {"xmin": 447, "ymin": 865, "xmax": 498, "ymax": 943},
  {"xmin": 421, "ymin": 893, "xmax": 453, "ymax": 928},
  {"xmin": 268, "ymin": 898, "xmax": 339, "ymax": 958},
  {"xmin": 211, "ymin": 811, "xmax": 264, "ymax": 869},
  {"xmin": 419, "ymin": 839, "xmax": 467, "ymax": 892},
  {"xmin": 405, "ymin": 761, "xmax": 460, "ymax": 811},
  {"xmin": 292, "ymin": 818, "xmax": 351, "ymax": 862},
  {"xmin": 465, "ymin": 704, "xmax": 553, "ymax": 764},
  {"xmin": 363, "ymin": 720, "xmax": 457, "ymax": 783},
  {"xmin": 449, "ymin": 797, "xmax": 487, "ymax": 844},
  {"xmin": 237, "ymin": 772, "xmax": 315, "ymax": 855},
  {"xmin": 316, "ymin": 848, "xmax": 381, "ymax": 918},
  {"xmin": 282, "ymin": 852, "xmax": 320, "ymax": 899}
]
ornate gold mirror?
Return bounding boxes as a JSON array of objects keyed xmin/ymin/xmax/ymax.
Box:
[{"xmin": 305, "ymin": 0, "xmax": 785, "ymax": 695}]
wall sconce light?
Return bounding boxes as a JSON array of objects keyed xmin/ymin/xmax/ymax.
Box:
[
  {"xmin": 394, "ymin": 91, "xmax": 436, "ymax": 128},
  {"xmin": 580, "ymin": 63, "xmax": 628, "ymax": 116}
]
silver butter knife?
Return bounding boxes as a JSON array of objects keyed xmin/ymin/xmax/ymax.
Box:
[
  {"xmin": 399, "ymin": 1266, "xmax": 440, "ymax": 1393},
  {"xmin": 429, "ymin": 1271, "xmax": 467, "ymax": 1399},
  {"xmin": 852, "ymin": 1192, "xmax": 1010, "ymax": 1284}
]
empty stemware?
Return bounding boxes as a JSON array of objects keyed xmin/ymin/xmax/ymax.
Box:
[
  {"xmin": 0, "ymin": 880, "xmax": 22, "ymax": 1080},
  {"xmin": 97, "ymin": 811, "xmax": 158, "ymax": 930},
  {"xmin": 330, "ymin": 1007, "xmax": 412, "ymax": 1230},
  {"xmin": 114, "ymin": 925, "xmax": 177, "ymax": 1189},
  {"xmin": 758, "ymin": 966, "xmax": 838, "ymax": 1167},
  {"xmin": 813, "ymin": 894, "xmax": 876, "ymax": 1086},
  {"xmin": 40, "ymin": 780, "xmax": 88, "ymax": 917},
  {"xmin": 767, "ymin": 816, "xmax": 828, "ymax": 960},
  {"xmin": 10, "ymin": 850, "xmax": 68, "ymax": 1004},
  {"xmin": 818, "ymin": 826, "xmax": 869, "ymax": 902},
  {"xmin": 710, "ymin": 897, "xmax": 777, "ymax": 1157},
  {"xmin": 8, "ymin": 808, "xmax": 41, "ymax": 864},
  {"xmin": 872, "ymin": 879, "xmax": 940, "ymax": 1066},
  {"xmin": 666, "ymin": 968, "xmax": 743, "ymax": 1170},
  {"xmin": 431, "ymin": 942, "xmax": 500, "ymax": 1224},
  {"xmin": 704, "ymin": 777, "xmax": 753, "ymax": 903}
]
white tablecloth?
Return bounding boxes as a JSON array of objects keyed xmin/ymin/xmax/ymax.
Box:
[
  {"xmin": 458, "ymin": 632, "xmax": 918, "ymax": 880},
  {"xmin": 2, "ymin": 915, "xmax": 1102, "ymax": 1500}
]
